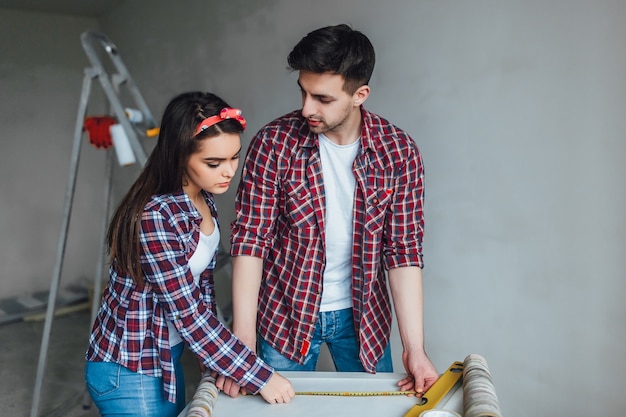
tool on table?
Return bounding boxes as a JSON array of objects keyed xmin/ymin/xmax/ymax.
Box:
[{"xmin": 403, "ymin": 361, "xmax": 464, "ymax": 417}]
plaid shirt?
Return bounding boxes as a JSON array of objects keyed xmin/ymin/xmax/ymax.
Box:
[
  {"xmin": 87, "ymin": 190, "xmax": 272, "ymax": 403},
  {"xmin": 231, "ymin": 107, "xmax": 425, "ymax": 373}
]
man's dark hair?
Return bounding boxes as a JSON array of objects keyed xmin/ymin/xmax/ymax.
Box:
[{"xmin": 287, "ymin": 24, "xmax": 375, "ymax": 94}]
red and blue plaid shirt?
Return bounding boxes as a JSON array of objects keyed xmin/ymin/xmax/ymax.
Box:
[
  {"xmin": 86, "ymin": 190, "xmax": 272, "ymax": 403},
  {"xmin": 230, "ymin": 107, "xmax": 425, "ymax": 373}
]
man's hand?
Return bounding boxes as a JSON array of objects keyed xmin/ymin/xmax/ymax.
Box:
[
  {"xmin": 215, "ymin": 374, "xmax": 247, "ymax": 398},
  {"xmin": 397, "ymin": 348, "xmax": 439, "ymax": 396}
]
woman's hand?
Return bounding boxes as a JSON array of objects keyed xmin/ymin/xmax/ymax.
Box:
[{"xmin": 258, "ymin": 372, "xmax": 295, "ymax": 404}]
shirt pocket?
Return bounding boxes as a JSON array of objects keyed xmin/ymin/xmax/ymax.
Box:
[
  {"xmin": 178, "ymin": 221, "xmax": 199, "ymax": 256},
  {"xmin": 364, "ymin": 188, "xmax": 393, "ymax": 233},
  {"xmin": 282, "ymin": 180, "xmax": 318, "ymax": 229}
]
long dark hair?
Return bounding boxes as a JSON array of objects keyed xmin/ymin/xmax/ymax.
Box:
[{"xmin": 106, "ymin": 92, "xmax": 244, "ymax": 285}]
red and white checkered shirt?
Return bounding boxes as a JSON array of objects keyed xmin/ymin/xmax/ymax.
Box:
[
  {"xmin": 86, "ymin": 190, "xmax": 272, "ymax": 403},
  {"xmin": 230, "ymin": 107, "xmax": 425, "ymax": 372}
]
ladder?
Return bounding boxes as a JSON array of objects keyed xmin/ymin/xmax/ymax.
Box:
[{"xmin": 30, "ymin": 31, "xmax": 158, "ymax": 417}]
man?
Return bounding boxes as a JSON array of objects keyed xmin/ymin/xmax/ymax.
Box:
[{"xmin": 222, "ymin": 23, "xmax": 438, "ymax": 396}]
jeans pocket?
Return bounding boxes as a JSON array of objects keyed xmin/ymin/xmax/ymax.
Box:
[{"xmin": 85, "ymin": 361, "xmax": 120, "ymax": 397}]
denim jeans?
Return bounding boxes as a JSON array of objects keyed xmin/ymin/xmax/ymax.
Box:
[
  {"xmin": 85, "ymin": 342, "xmax": 186, "ymax": 417},
  {"xmin": 259, "ymin": 307, "xmax": 393, "ymax": 372}
]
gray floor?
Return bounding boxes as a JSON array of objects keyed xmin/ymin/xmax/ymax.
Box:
[
  {"xmin": 1, "ymin": 255, "xmax": 232, "ymax": 417},
  {"xmin": 0, "ymin": 306, "xmax": 201, "ymax": 417}
]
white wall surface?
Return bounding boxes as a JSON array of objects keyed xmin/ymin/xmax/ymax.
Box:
[{"xmin": 2, "ymin": 1, "xmax": 625, "ymax": 416}]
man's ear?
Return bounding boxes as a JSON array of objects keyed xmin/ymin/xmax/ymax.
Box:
[{"xmin": 353, "ymin": 85, "xmax": 371, "ymax": 106}]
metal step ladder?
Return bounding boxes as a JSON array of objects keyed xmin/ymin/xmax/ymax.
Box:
[{"xmin": 30, "ymin": 30, "xmax": 158, "ymax": 417}]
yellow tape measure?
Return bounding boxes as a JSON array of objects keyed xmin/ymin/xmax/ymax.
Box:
[
  {"xmin": 295, "ymin": 360, "xmax": 463, "ymax": 404},
  {"xmin": 296, "ymin": 390, "xmax": 418, "ymax": 397}
]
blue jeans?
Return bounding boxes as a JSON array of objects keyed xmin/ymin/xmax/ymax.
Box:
[
  {"xmin": 85, "ymin": 342, "xmax": 186, "ymax": 417},
  {"xmin": 259, "ymin": 307, "xmax": 393, "ymax": 372}
]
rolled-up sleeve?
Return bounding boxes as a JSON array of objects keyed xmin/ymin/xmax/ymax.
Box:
[
  {"xmin": 382, "ymin": 139, "xmax": 425, "ymax": 270},
  {"xmin": 231, "ymin": 130, "xmax": 280, "ymax": 259}
]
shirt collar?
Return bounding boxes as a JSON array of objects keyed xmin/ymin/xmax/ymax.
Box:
[
  {"xmin": 299, "ymin": 106, "xmax": 377, "ymax": 152},
  {"xmin": 358, "ymin": 107, "xmax": 377, "ymax": 153},
  {"xmin": 170, "ymin": 189, "xmax": 216, "ymax": 218}
]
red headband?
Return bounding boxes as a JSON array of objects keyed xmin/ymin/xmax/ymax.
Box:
[{"xmin": 195, "ymin": 107, "xmax": 246, "ymax": 135}]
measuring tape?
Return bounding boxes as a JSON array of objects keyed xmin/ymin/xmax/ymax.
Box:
[
  {"xmin": 296, "ymin": 390, "xmax": 418, "ymax": 397},
  {"xmin": 294, "ymin": 360, "xmax": 463, "ymax": 415}
]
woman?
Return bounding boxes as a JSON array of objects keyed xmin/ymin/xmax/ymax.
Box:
[{"xmin": 85, "ymin": 92, "xmax": 294, "ymax": 417}]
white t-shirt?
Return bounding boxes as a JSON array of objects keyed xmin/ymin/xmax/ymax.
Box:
[
  {"xmin": 318, "ymin": 133, "xmax": 360, "ymax": 312},
  {"xmin": 168, "ymin": 217, "xmax": 220, "ymax": 347}
]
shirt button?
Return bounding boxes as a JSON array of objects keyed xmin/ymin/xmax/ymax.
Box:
[{"xmin": 372, "ymin": 198, "xmax": 379, "ymax": 204}]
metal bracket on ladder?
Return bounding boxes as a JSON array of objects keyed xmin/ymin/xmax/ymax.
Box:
[{"xmin": 30, "ymin": 31, "xmax": 157, "ymax": 417}]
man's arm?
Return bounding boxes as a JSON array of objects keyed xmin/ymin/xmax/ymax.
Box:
[
  {"xmin": 388, "ymin": 266, "xmax": 439, "ymax": 395},
  {"xmin": 215, "ymin": 255, "xmax": 264, "ymax": 397},
  {"xmin": 231, "ymin": 255, "xmax": 264, "ymax": 350}
]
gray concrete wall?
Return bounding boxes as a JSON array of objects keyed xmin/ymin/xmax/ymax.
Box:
[
  {"xmin": 2, "ymin": 1, "xmax": 625, "ymax": 416},
  {"xmin": 0, "ymin": 9, "xmax": 108, "ymax": 298}
]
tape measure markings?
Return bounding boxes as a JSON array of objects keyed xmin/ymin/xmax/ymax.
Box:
[{"xmin": 296, "ymin": 390, "xmax": 418, "ymax": 397}]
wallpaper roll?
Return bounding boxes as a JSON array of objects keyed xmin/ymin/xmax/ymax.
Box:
[
  {"xmin": 462, "ymin": 354, "xmax": 502, "ymax": 417},
  {"xmin": 185, "ymin": 372, "xmax": 219, "ymax": 417}
]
